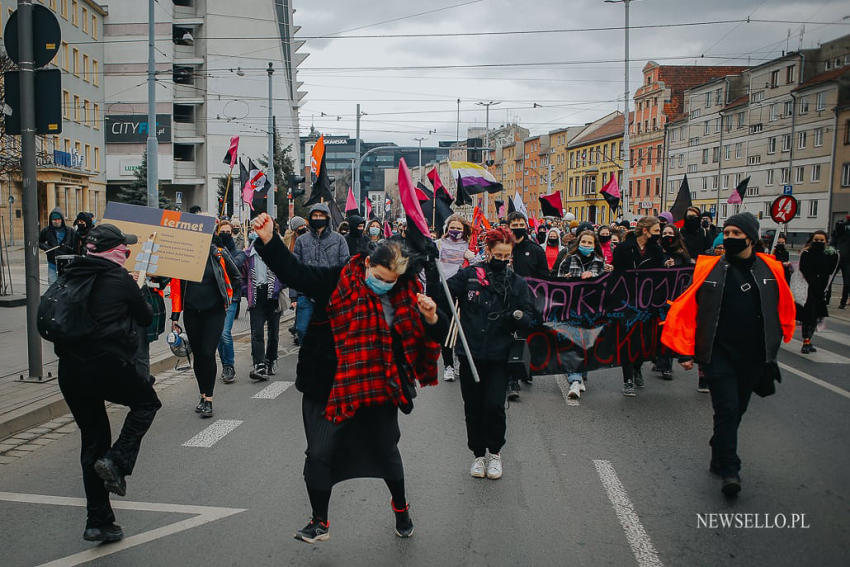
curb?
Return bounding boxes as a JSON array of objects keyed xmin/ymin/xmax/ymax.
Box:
[{"xmin": 0, "ymin": 311, "xmax": 295, "ymax": 440}]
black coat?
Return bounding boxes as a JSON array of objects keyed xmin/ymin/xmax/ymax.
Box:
[
  {"xmin": 681, "ymin": 221, "xmax": 709, "ymax": 259},
  {"xmin": 447, "ymin": 264, "xmax": 538, "ymax": 361},
  {"xmin": 831, "ymin": 220, "xmax": 850, "ymax": 262},
  {"xmin": 798, "ymin": 248, "xmax": 839, "ymax": 322},
  {"xmin": 38, "ymin": 217, "xmax": 77, "ymax": 263},
  {"xmin": 612, "ymin": 233, "xmax": 664, "ymax": 271},
  {"xmin": 255, "ymin": 235, "xmax": 448, "ymax": 404},
  {"xmin": 511, "ymin": 237, "xmax": 549, "ymax": 279},
  {"xmin": 55, "ymin": 256, "xmax": 153, "ymax": 363}
]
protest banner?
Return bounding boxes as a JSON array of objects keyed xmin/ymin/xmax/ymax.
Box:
[
  {"xmin": 523, "ymin": 267, "xmax": 695, "ymax": 374},
  {"xmin": 103, "ymin": 202, "xmax": 216, "ymax": 282}
]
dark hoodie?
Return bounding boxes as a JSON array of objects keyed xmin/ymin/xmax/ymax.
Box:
[
  {"xmin": 55, "ymin": 255, "xmax": 153, "ymax": 363},
  {"xmin": 344, "ymin": 214, "xmax": 370, "ymax": 256},
  {"xmin": 38, "ymin": 207, "xmax": 77, "ymax": 263},
  {"xmin": 73, "ymin": 211, "xmax": 94, "ymax": 255}
]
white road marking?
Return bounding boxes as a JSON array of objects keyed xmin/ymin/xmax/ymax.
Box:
[
  {"xmin": 181, "ymin": 419, "xmax": 243, "ymax": 448},
  {"xmin": 778, "ymin": 362, "xmax": 850, "ymax": 400},
  {"xmin": 555, "ymin": 374, "xmax": 580, "ymax": 406},
  {"xmin": 252, "ymin": 380, "xmax": 294, "ymax": 399},
  {"xmin": 783, "ymin": 339, "xmax": 850, "ymax": 364},
  {"xmin": 0, "ymin": 491, "xmax": 245, "ymax": 567},
  {"xmin": 593, "ymin": 460, "xmax": 664, "ymax": 567}
]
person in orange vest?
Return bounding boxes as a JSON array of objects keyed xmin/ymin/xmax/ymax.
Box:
[
  {"xmin": 661, "ymin": 212, "xmax": 795, "ymax": 498},
  {"xmin": 170, "ymin": 243, "xmax": 242, "ymax": 417}
]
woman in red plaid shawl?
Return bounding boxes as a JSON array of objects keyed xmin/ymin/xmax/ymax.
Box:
[{"xmin": 251, "ymin": 212, "xmax": 448, "ymax": 544}]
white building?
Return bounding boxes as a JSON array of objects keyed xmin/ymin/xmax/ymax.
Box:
[{"xmin": 102, "ymin": 0, "xmax": 305, "ymax": 213}]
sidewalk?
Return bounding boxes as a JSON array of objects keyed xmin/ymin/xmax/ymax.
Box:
[{"xmin": 0, "ymin": 269, "xmax": 295, "ymax": 438}]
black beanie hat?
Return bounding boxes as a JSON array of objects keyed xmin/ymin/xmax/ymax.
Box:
[{"xmin": 723, "ymin": 212, "xmax": 760, "ymax": 244}]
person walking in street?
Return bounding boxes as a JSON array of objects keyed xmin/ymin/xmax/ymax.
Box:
[
  {"xmin": 39, "ymin": 207, "xmax": 77, "ymax": 284},
  {"xmin": 251, "ymin": 212, "xmax": 448, "ymax": 543},
  {"xmin": 597, "ymin": 225, "xmax": 614, "ymax": 264},
  {"xmin": 681, "ymin": 206, "xmax": 709, "ymax": 259},
  {"xmin": 447, "ymin": 227, "xmax": 538, "ymax": 479},
  {"xmin": 613, "ymin": 216, "xmax": 664, "ymax": 396},
  {"xmin": 552, "ymin": 230, "xmax": 610, "ymax": 399},
  {"xmin": 215, "ymin": 220, "xmax": 246, "ymax": 384},
  {"xmin": 290, "ymin": 203, "xmax": 350, "ymax": 345},
  {"xmin": 662, "ymin": 212, "xmax": 794, "ymax": 497},
  {"xmin": 437, "ymin": 215, "xmax": 475, "ymax": 382},
  {"xmin": 72, "ymin": 212, "xmax": 95, "ymax": 255},
  {"xmin": 654, "ymin": 224, "xmax": 693, "ymax": 381},
  {"xmin": 170, "ymin": 242, "xmax": 241, "ymax": 417},
  {"xmin": 49, "ymin": 224, "xmax": 161, "ymax": 543},
  {"xmin": 830, "ymin": 215, "xmax": 850, "ymax": 309},
  {"xmin": 797, "ymin": 230, "xmax": 840, "ymax": 354},
  {"xmin": 772, "ymin": 233, "xmax": 793, "ymax": 283},
  {"xmin": 344, "ymin": 214, "xmax": 370, "ymax": 256},
  {"xmin": 243, "ymin": 230, "xmax": 284, "ymax": 381}
]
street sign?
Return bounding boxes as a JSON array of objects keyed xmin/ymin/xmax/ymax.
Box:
[
  {"xmin": 783, "ymin": 185, "xmax": 793, "ymax": 196},
  {"xmin": 3, "ymin": 5, "xmax": 61, "ymax": 68},
  {"xmin": 4, "ymin": 69, "xmax": 62, "ymax": 135},
  {"xmin": 770, "ymin": 195, "xmax": 798, "ymax": 224},
  {"xmin": 175, "ymin": 191, "xmax": 183, "ymax": 205}
]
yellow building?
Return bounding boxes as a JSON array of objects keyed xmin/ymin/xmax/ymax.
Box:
[{"xmin": 566, "ymin": 112, "xmax": 626, "ymax": 225}]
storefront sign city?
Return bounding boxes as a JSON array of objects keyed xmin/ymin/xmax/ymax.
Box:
[{"xmin": 105, "ymin": 114, "xmax": 172, "ymax": 143}]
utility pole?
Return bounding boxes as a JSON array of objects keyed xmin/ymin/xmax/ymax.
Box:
[
  {"xmin": 146, "ymin": 0, "xmax": 158, "ymax": 207},
  {"xmin": 476, "ymin": 101, "xmax": 500, "ymax": 217},
  {"xmin": 456, "ymin": 98, "xmax": 461, "ymax": 146},
  {"xmin": 606, "ymin": 0, "xmax": 632, "ymax": 218},
  {"xmin": 354, "ymin": 104, "xmax": 362, "ymax": 204},
  {"xmin": 17, "ymin": 0, "xmax": 43, "ymax": 380},
  {"xmin": 266, "ymin": 62, "xmax": 276, "ymax": 219},
  {"xmin": 414, "ymin": 137, "xmax": 426, "ymax": 182}
]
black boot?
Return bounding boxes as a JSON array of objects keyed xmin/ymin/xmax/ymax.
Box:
[
  {"xmin": 83, "ymin": 523, "xmax": 124, "ymax": 542},
  {"xmin": 94, "ymin": 456, "xmax": 126, "ymax": 497},
  {"xmin": 392, "ymin": 501, "xmax": 414, "ymax": 538}
]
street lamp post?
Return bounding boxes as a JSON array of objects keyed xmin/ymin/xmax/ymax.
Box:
[
  {"xmin": 414, "ymin": 137, "xmax": 426, "ymax": 182},
  {"xmin": 605, "ymin": 0, "xmax": 633, "ymax": 218},
  {"xmin": 146, "ymin": 0, "xmax": 158, "ymax": 208},
  {"xmin": 267, "ymin": 62, "xmax": 276, "ymax": 219},
  {"xmin": 476, "ymin": 101, "xmax": 500, "ymax": 216}
]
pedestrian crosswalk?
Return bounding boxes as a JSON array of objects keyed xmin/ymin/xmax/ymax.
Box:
[{"xmin": 783, "ymin": 338, "xmax": 850, "ymax": 364}]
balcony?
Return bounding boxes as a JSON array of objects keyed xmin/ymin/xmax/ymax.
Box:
[{"xmin": 172, "ymin": 0, "xmax": 197, "ymax": 19}]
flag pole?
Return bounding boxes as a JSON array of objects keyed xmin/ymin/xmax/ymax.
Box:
[
  {"xmin": 219, "ymin": 162, "xmax": 235, "ymax": 218},
  {"xmin": 434, "ymin": 261, "xmax": 479, "ymax": 383}
]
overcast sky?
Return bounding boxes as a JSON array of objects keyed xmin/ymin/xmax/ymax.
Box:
[{"xmin": 292, "ymin": 0, "xmax": 850, "ymax": 146}]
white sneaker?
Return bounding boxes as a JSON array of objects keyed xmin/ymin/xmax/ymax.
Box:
[
  {"xmin": 579, "ymin": 380, "xmax": 586, "ymax": 392},
  {"xmin": 444, "ymin": 366, "xmax": 455, "ymax": 382},
  {"xmin": 470, "ymin": 456, "xmax": 487, "ymax": 478},
  {"xmin": 486, "ymin": 453, "xmax": 503, "ymax": 479},
  {"xmin": 567, "ymin": 381, "xmax": 582, "ymax": 400}
]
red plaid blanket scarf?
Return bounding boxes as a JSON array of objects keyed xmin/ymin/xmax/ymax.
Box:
[{"xmin": 325, "ymin": 257, "xmax": 440, "ymax": 423}]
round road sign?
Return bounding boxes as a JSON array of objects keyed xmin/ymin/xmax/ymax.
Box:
[{"xmin": 770, "ymin": 195, "xmax": 798, "ymax": 224}]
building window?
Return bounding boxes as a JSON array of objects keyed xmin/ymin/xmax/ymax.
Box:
[
  {"xmin": 93, "ymin": 103, "xmax": 99, "ymax": 129},
  {"xmin": 798, "ymin": 131, "xmax": 806, "ymax": 149},
  {"xmin": 783, "ymin": 101, "xmax": 793, "ymax": 116},
  {"xmin": 702, "ymin": 149, "xmax": 709, "ymax": 164},
  {"xmin": 715, "ymin": 118, "xmax": 721, "ymax": 133},
  {"xmin": 767, "ymin": 137, "xmax": 777, "ymax": 154},
  {"xmin": 799, "ymin": 97, "xmax": 809, "ymax": 115},
  {"xmin": 701, "ymin": 177, "xmax": 707, "ymax": 191},
  {"xmin": 795, "ymin": 166, "xmax": 804, "ymax": 184},
  {"xmin": 703, "ymin": 121, "xmax": 710, "ymax": 136},
  {"xmin": 767, "ymin": 169, "xmax": 775, "ymax": 185},
  {"xmin": 83, "ymin": 99, "xmax": 90, "ymax": 127},
  {"xmin": 814, "ymin": 127, "xmax": 823, "ymax": 147},
  {"xmin": 808, "ymin": 200, "xmax": 818, "ymax": 218},
  {"xmin": 724, "ymin": 144, "xmax": 731, "ymax": 160},
  {"xmin": 655, "ymin": 177, "xmax": 661, "ymax": 196},
  {"xmin": 816, "ymin": 92, "xmax": 825, "ymax": 111},
  {"xmin": 715, "ymin": 88, "xmax": 722, "ymax": 105},
  {"xmin": 71, "ymin": 0, "xmax": 78, "ymax": 26},
  {"xmin": 61, "ymin": 42, "xmax": 69, "ymax": 70},
  {"xmin": 94, "ymin": 147, "xmax": 100, "ymax": 171},
  {"xmin": 678, "ymin": 154, "xmax": 684, "ymax": 167},
  {"xmin": 72, "ymin": 94, "xmax": 80, "ymax": 122},
  {"xmin": 81, "ymin": 7, "xmax": 88, "ymax": 33},
  {"xmin": 688, "ymin": 164, "xmax": 697, "ymax": 173},
  {"xmin": 62, "ymin": 90, "xmax": 70, "ymax": 119},
  {"xmin": 84, "ymin": 144, "xmax": 91, "ymax": 170},
  {"xmin": 769, "ymin": 104, "xmax": 777, "ymax": 121},
  {"xmin": 705, "ymin": 92, "xmax": 711, "ymax": 108},
  {"xmin": 82, "ymin": 54, "xmax": 89, "ymax": 81},
  {"xmin": 736, "ymin": 112, "xmax": 745, "ymax": 128},
  {"xmin": 786, "ymin": 64, "xmax": 796, "ymax": 84},
  {"xmin": 92, "ymin": 15, "xmax": 98, "ymax": 39},
  {"xmin": 735, "ymin": 142, "xmax": 743, "ymax": 159},
  {"xmin": 811, "ymin": 164, "xmax": 821, "ymax": 182},
  {"xmin": 781, "ymin": 168, "xmax": 790, "ymax": 184},
  {"xmin": 842, "ymin": 163, "xmax": 850, "ymax": 187},
  {"xmin": 72, "ymin": 48, "xmax": 79, "ymax": 76},
  {"xmin": 92, "ymin": 60, "xmax": 99, "ymax": 86},
  {"xmin": 781, "ymin": 134, "xmax": 791, "ymax": 152},
  {"xmin": 770, "ymin": 69, "xmax": 779, "ymax": 88},
  {"xmin": 60, "ymin": 0, "xmax": 67, "ymax": 19}
]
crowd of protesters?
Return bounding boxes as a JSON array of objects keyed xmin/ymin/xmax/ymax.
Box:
[{"xmin": 34, "ymin": 200, "xmax": 848, "ymax": 544}]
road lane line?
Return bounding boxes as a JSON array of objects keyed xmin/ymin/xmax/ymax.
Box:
[
  {"xmin": 182, "ymin": 419, "xmax": 243, "ymax": 448},
  {"xmin": 778, "ymin": 362, "xmax": 850, "ymax": 400},
  {"xmin": 0, "ymin": 492, "xmax": 245, "ymax": 567},
  {"xmin": 252, "ymin": 380, "xmax": 294, "ymax": 399},
  {"xmin": 555, "ymin": 374, "xmax": 580, "ymax": 406},
  {"xmin": 593, "ymin": 460, "xmax": 664, "ymax": 567}
]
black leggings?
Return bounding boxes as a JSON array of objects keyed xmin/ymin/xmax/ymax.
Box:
[
  {"xmin": 184, "ymin": 307, "xmax": 226, "ymax": 397},
  {"xmin": 458, "ymin": 357, "xmax": 509, "ymax": 457},
  {"xmin": 307, "ymin": 479, "xmax": 406, "ymax": 522},
  {"xmin": 442, "ymin": 345, "xmax": 454, "ymax": 368}
]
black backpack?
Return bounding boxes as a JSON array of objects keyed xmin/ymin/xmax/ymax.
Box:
[{"xmin": 37, "ymin": 271, "xmax": 98, "ymax": 343}]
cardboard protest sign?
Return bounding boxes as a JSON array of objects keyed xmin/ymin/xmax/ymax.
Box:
[{"xmin": 103, "ymin": 202, "xmax": 215, "ymax": 282}]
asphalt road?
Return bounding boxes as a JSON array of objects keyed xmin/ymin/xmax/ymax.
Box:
[{"xmin": 1, "ymin": 317, "xmax": 848, "ymax": 567}]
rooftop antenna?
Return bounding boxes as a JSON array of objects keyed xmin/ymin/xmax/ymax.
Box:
[
  {"xmin": 798, "ymin": 25, "xmax": 805, "ymax": 51},
  {"xmin": 786, "ymin": 29, "xmax": 791, "ymax": 53}
]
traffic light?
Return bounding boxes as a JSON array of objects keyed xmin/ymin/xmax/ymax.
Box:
[{"xmin": 287, "ymin": 174, "xmax": 306, "ymax": 198}]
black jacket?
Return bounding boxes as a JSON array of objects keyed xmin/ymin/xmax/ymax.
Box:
[
  {"xmin": 512, "ymin": 237, "xmax": 549, "ymax": 279},
  {"xmin": 612, "ymin": 233, "xmax": 664, "ymax": 271},
  {"xmin": 345, "ymin": 232, "xmax": 370, "ymax": 256},
  {"xmin": 694, "ymin": 255, "xmax": 783, "ymax": 365},
  {"xmin": 798, "ymin": 248, "xmax": 839, "ymax": 322},
  {"xmin": 681, "ymin": 218, "xmax": 709, "ymax": 259},
  {"xmin": 831, "ymin": 220, "xmax": 850, "ymax": 262},
  {"xmin": 38, "ymin": 208, "xmax": 77, "ymax": 263},
  {"xmin": 447, "ymin": 264, "xmax": 538, "ymax": 361},
  {"xmin": 55, "ymin": 256, "xmax": 153, "ymax": 363},
  {"xmin": 256, "ymin": 235, "xmax": 448, "ymax": 404}
]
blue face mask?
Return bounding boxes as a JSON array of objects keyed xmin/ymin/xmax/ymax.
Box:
[
  {"xmin": 248, "ymin": 232, "xmax": 258, "ymax": 242},
  {"xmin": 369, "ymin": 226, "xmax": 381, "ymax": 237},
  {"xmin": 578, "ymin": 245, "xmax": 594, "ymax": 256},
  {"xmin": 365, "ymin": 271, "xmax": 396, "ymax": 295}
]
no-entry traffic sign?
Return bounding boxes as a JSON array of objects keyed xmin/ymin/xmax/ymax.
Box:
[{"xmin": 770, "ymin": 195, "xmax": 798, "ymax": 224}]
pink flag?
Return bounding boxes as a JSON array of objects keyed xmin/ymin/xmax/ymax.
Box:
[
  {"xmin": 365, "ymin": 197, "xmax": 373, "ymax": 219},
  {"xmin": 397, "ymin": 158, "xmax": 430, "ymax": 238},
  {"xmin": 727, "ymin": 190, "xmax": 742, "ymax": 205},
  {"xmin": 223, "ymin": 136, "xmax": 239, "ymax": 167},
  {"xmin": 383, "ymin": 221, "xmax": 393, "ymax": 239},
  {"xmin": 345, "ymin": 186, "xmax": 358, "ymax": 212}
]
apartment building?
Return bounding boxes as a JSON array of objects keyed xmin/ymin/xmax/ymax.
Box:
[{"xmin": 0, "ymin": 0, "xmax": 106, "ymax": 241}]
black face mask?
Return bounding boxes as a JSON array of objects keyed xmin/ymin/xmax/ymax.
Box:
[
  {"xmin": 648, "ymin": 234, "xmax": 661, "ymax": 245},
  {"xmin": 309, "ymin": 218, "xmax": 328, "ymax": 231},
  {"xmin": 219, "ymin": 234, "xmax": 234, "ymax": 249},
  {"xmin": 598, "ymin": 234, "xmax": 611, "ymax": 243},
  {"xmin": 296, "ymin": 228, "xmax": 308, "ymax": 236},
  {"xmin": 684, "ymin": 216, "xmax": 699, "ymax": 229},
  {"xmin": 723, "ymin": 237, "xmax": 749, "ymax": 257},
  {"xmin": 489, "ymin": 258, "xmax": 509, "ymax": 272},
  {"xmin": 701, "ymin": 219, "xmax": 711, "ymax": 228},
  {"xmin": 661, "ymin": 235, "xmax": 676, "ymax": 249},
  {"xmin": 511, "ymin": 228, "xmax": 527, "ymax": 241},
  {"xmin": 810, "ymin": 241, "xmax": 826, "ymax": 252},
  {"xmin": 339, "ymin": 230, "xmax": 349, "ymax": 236},
  {"xmin": 775, "ymin": 243, "xmax": 785, "ymax": 251},
  {"xmin": 547, "ymin": 238, "xmax": 559, "ymax": 247}
]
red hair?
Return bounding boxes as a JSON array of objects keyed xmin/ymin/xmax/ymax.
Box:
[{"xmin": 484, "ymin": 227, "xmax": 516, "ymax": 248}]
